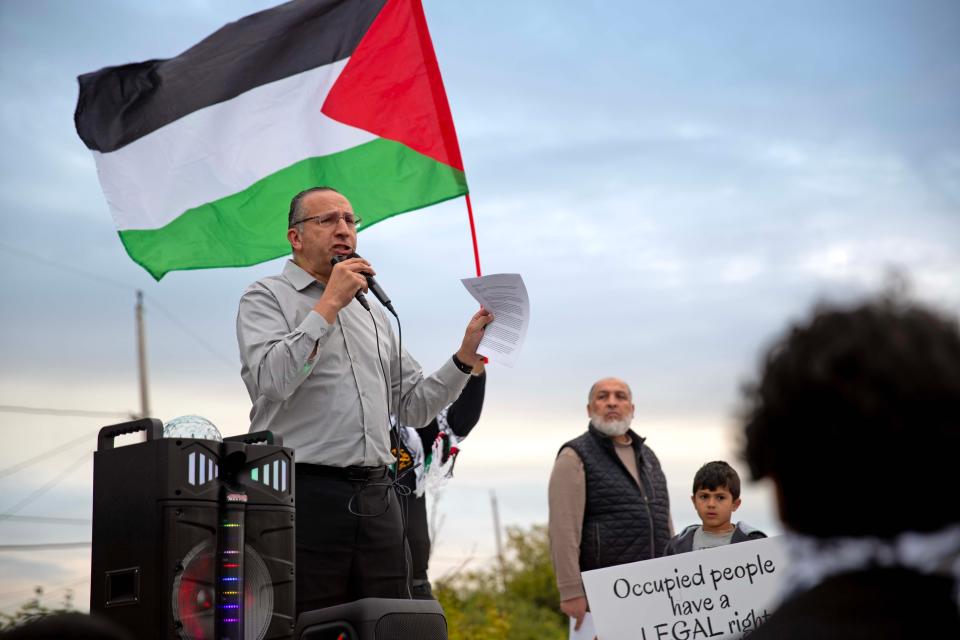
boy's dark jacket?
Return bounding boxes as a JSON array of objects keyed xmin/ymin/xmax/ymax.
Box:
[{"xmin": 664, "ymin": 522, "xmax": 766, "ymax": 555}]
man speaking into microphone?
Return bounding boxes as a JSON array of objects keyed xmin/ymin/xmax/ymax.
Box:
[{"xmin": 236, "ymin": 186, "xmax": 492, "ymax": 613}]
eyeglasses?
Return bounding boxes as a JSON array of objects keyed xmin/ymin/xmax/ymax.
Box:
[{"xmin": 290, "ymin": 212, "xmax": 362, "ymax": 228}]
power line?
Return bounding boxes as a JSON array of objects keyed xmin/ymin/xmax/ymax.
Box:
[
  {"xmin": 0, "ymin": 242, "xmax": 133, "ymax": 292},
  {"xmin": 147, "ymin": 297, "xmax": 237, "ymax": 370},
  {"xmin": 0, "ymin": 429, "xmax": 98, "ymax": 480},
  {"xmin": 0, "ymin": 577, "xmax": 88, "ymax": 609},
  {"xmin": 0, "ymin": 542, "xmax": 90, "ymax": 551},
  {"xmin": 0, "ymin": 515, "xmax": 91, "ymax": 526},
  {"xmin": 0, "ymin": 243, "xmax": 236, "ymax": 371},
  {"xmin": 0, "ymin": 405, "xmax": 132, "ymax": 419},
  {"xmin": 0, "ymin": 452, "xmax": 91, "ymax": 521}
]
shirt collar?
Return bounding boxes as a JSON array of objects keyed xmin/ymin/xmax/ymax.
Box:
[{"xmin": 283, "ymin": 259, "xmax": 324, "ymax": 292}]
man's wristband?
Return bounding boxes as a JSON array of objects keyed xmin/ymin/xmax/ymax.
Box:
[{"xmin": 451, "ymin": 353, "xmax": 473, "ymax": 374}]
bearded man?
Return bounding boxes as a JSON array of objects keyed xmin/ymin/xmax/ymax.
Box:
[{"xmin": 548, "ymin": 377, "xmax": 673, "ymax": 631}]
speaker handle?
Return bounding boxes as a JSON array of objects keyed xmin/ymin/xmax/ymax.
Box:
[
  {"xmin": 97, "ymin": 418, "xmax": 164, "ymax": 451},
  {"xmin": 223, "ymin": 430, "xmax": 282, "ymax": 446}
]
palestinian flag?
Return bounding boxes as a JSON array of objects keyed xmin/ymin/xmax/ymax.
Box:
[{"xmin": 75, "ymin": 0, "xmax": 467, "ymax": 280}]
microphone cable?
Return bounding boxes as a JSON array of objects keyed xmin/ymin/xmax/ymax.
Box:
[{"xmin": 346, "ymin": 302, "xmax": 414, "ymax": 599}]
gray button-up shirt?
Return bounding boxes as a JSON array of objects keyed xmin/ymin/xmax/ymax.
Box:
[{"xmin": 237, "ymin": 260, "xmax": 469, "ymax": 466}]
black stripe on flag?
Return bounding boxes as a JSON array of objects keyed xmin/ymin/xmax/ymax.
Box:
[{"xmin": 75, "ymin": 0, "xmax": 386, "ymax": 153}]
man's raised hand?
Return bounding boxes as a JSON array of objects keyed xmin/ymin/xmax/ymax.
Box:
[{"xmin": 456, "ymin": 308, "xmax": 494, "ymax": 367}]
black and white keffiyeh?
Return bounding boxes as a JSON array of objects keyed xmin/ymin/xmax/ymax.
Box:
[{"xmin": 778, "ymin": 524, "xmax": 960, "ymax": 608}]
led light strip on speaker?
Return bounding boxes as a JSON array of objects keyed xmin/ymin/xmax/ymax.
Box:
[{"xmin": 216, "ymin": 491, "xmax": 247, "ymax": 640}]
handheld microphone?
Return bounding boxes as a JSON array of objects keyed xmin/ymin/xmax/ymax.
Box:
[
  {"xmin": 330, "ymin": 253, "xmax": 398, "ymax": 317},
  {"xmin": 330, "ymin": 254, "xmax": 371, "ymax": 311}
]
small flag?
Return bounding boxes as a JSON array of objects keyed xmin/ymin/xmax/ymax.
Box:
[{"xmin": 75, "ymin": 0, "xmax": 467, "ymax": 280}]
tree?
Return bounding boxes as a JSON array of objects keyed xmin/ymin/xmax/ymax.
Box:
[
  {"xmin": 435, "ymin": 524, "xmax": 568, "ymax": 640},
  {"xmin": 0, "ymin": 587, "xmax": 74, "ymax": 631}
]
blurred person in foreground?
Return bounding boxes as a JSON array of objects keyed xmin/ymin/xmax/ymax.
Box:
[
  {"xmin": 548, "ymin": 377, "xmax": 673, "ymax": 632},
  {"xmin": 741, "ymin": 293, "xmax": 960, "ymax": 639}
]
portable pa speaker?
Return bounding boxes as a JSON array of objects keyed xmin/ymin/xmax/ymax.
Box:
[
  {"xmin": 295, "ymin": 598, "xmax": 447, "ymax": 640},
  {"xmin": 90, "ymin": 418, "xmax": 296, "ymax": 640}
]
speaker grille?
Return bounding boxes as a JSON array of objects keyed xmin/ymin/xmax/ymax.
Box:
[
  {"xmin": 374, "ymin": 612, "xmax": 446, "ymax": 640},
  {"xmin": 170, "ymin": 541, "xmax": 274, "ymax": 640}
]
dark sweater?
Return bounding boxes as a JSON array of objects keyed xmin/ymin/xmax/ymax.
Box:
[{"xmin": 664, "ymin": 521, "xmax": 766, "ymax": 555}]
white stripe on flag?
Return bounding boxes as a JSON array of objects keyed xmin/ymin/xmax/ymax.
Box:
[{"xmin": 92, "ymin": 58, "xmax": 376, "ymax": 231}]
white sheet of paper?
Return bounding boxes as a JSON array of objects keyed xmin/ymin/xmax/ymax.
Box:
[
  {"xmin": 461, "ymin": 273, "xmax": 529, "ymax": 367},
  {"xmin": 569, "ymin": 612, "xmax": 596, "ymax": 640}
]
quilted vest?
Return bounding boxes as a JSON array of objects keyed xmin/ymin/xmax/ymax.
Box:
[{"xmin": 561, "ymin": 425, "xmax": 672, "ymax": 571}]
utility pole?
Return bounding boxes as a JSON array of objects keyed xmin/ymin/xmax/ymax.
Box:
[
  {"xmin": 490, "ymin": 489, "xmax": 505, "ymax": 587},
  {"xmin": 135, "ymin": 290, "xmax": 150, "ymax": 419}
]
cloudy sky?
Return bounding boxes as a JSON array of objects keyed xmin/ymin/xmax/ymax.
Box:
[{"xmin": 1, "ymin": 0, "xmax": 958, "ymax": 613}]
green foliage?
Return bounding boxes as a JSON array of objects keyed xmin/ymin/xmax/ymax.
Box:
[
  {"xmin": 0, "ymin": 586, "xmax": 75, "ymax": 631},
  {"xmin": 436, "ymin": 524, "xmax": 568, "ymax": 640}
]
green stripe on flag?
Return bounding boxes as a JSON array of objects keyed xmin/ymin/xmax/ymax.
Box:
[{"xmin": 118, "ymin": 138, "xmax": 468, "ymax": 280}]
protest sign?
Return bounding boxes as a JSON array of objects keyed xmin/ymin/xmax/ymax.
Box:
[{"xmin": 582, "ymin": 536, "xmax": 788, "ymax": 639}]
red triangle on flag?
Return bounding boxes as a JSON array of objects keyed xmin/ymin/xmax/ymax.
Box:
[{"xmin": 322, "ymin": 0, "xmax": 465, "ymax": 172}]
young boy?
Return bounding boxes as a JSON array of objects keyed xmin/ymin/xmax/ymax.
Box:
[{"xmin": 664, "ymin": 460, "xmax": 765, "ymax": 555}]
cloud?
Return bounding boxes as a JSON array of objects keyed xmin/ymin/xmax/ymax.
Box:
[{"xmin": 0, "ymin": 1, "xmax": 957, "ymax": 592}]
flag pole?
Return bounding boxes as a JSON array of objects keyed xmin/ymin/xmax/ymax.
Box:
[
  {"xmin": 465, "ymin": 193, "xmax": 482, "ymax": 277},
  {"xmin": 466, "ymin": 194, "xmax": 489, "ymax": 364},
  {"xmin": 135, "ymin": 290, "xmax": 150, "ymax": 419}
]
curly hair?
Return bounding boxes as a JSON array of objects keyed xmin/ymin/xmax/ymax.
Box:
[
  {"xmin": 692, "ymin": 461, "xmax": 742, "ymax": 500},
  {"xmin": 740, "ymin": 296, "xmax": 960, "ymax": 538}
]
